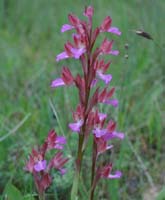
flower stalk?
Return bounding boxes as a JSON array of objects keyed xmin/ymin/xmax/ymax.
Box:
[{"xmin": 51, "ymin": 5, "xmax": 124, "ymax": 199}]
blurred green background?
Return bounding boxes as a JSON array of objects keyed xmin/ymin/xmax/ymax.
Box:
[{"xmin": 0, "ymin": 0, "xmax": 164, "ymax": 199}]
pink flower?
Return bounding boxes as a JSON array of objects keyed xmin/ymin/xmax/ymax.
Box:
[
  {"xmin": 69, "ymin": 120, "xmax": 83, "ymax": 132},
  {"xmin": 108, "ymin": 27, "xmax": 121, "ymax": 35},
  {"xmin": 46, "ymin": 129, "xmax": 66, "ymax": 150},
  {"xmin": 83, "ymin": 6, "xmax": 94, "ymax": 18},
  {"xmin": 93, "ymin": 127, "xmax": 107, "ymax": 138},
  {"xmin": 61, "ymin": 24, "xmax": 74, "ymax": 32},
  {"xmin": 25, "ymin": 149, "xmax": 45, "ymax": 173},
  {"xmin": 99, "ymin": 39, "xmax": 119, "ymax": 56},
  {"xmin": 69, "ymin": 104, "xmax": 84, "ymax": 133},
  {"xmin": 100, "ymin": 163, "xmax": 122, "ymax": 179},
  {"xmin": 109, "ymin": 50, "xmax": 119, "ymax": 56},
  {"xmin": 49, "ymin": 152, "xmax": 69, "ymax": 174},
  {"xmin": 100, "ymin": 16, "xmax": 121, "ymax": 36},
  {"xmin": 95, "ymin": 137, "xmax": 113, "ymax": 155},
  {"xmin": 56, "ymin": 51, "xmax": 69, "ymax": 61},
  {"xmin": 51, "ymin": 78, "xmax": 65, "ymax": 88},
  {"xmin": 25, "ymin": 129, "xmax": 68, "ymax": 196},
  {"xmin": 51, "ymin": 67, "xmax": 74, "ymax": 88},
  {"xmin": 96, "ymin": 71, "xmax": 112, "ymax": 85},
  {"xmin": 100, "ymin": 16, "xmax": 112, "ymax": 32},
  {"xmin": 98, "ymin": 88, "xmax": 118, "ymax": 107},
  {"xmin": 103, "ymin": 99, "xmax": 119, "ymax": 107},
  {"xmin": 56, "ymin": 34, "xmax": 87, "ymax": 62},
  {"xmin": 98, "ymin": 113, "xmax": 107, "ymax": 121},
  {"xmin": 34, "ymin": 160, "xmax": 47, "ymax": 172},
  {"xmin": 25, "ymin": 155, "xmax": 35, "ymax": 173}
]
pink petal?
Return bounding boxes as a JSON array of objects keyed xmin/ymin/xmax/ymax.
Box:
[
  {"xmin": 108, "ymin": 171, "xmax": 122, "ymax": 179},
  {"xmin": 61, "ymin": 24, "xmax": 74, "ymax": 32},
  {"xmin": 98, "ymin": 113, "xmax": 107, "ymax": 121},
  {"xmin": 108, "ymin": 27, "xmax": 121, "ymax": 35},
  {"xmin": 54, "ymin": 144, "xmax": 64, "ymax": 150},
  {"xmin": 71, "ymin": 47, "xmax": 86, "ymax": 59},
  {"xmin": 56, "ymin": 136, "xmax": 66, "ymax": 144},
  {"xmin": 60, "ymin": 168, "xmax": 67, "ymax": 175},
  {"xmin": 51, "ymin": 78, "xmax": 65, "ymax": 88},
  {"xmin": 69, "ymin": 120, "xmax": 83, "ymax": 132},
  {"xmin": 56, "ymin": 52, "xmax": 69, "ymax": 61},
  {"xmin": 34, "ymin": 160, "xmax": 47, "ymax": 172},
  {"xmin": 109, "ymin": 50, "xmax": 119, "ymax": 56},
  {"xmin": 112, "ymin": 131, "xmax": 125, "ymax": 139},
  {"xmin": 97, "ymin": 71, "xmax": 112, "ymax": 84},
  {"xmin": 103, "ymin": 131, "xmax": 124, "ymax": 141},
  {"xmin": 54, "ymin": 137, "xmax": 66, "ymax": 149},
  {"xmin": 103, "ymin": 99, "xmax": 119, "ymax": 107},
  {"xmin": 93, "ymin": 128, "xmax": 107, "ymax": 138}
]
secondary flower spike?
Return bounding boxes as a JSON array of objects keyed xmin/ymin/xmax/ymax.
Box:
[{"xmin": 25, "ymin": 129, "xmax": 68, "ymax": 196}]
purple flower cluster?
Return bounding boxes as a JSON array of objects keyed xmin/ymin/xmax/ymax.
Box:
[
  {"xmin": 51, "ymin": 6, "xmax": 124, "ymax": 198},
  {"xmin": 25, "ymin": 130, "xmax": 68, "ymax": 195}
]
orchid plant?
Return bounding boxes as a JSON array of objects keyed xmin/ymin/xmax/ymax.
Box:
[
  {"xmin": 25, "ymin": 130, "xmax": 68, "ymax": 199},
  {"xmin": 25, "ymin": 5, "xmax": 124, "ymax": 200},
  {"xmin": 51, "ymin": 6, "xmax": 124, "ymax": 200}
]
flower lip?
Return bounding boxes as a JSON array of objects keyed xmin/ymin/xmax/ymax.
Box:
[
  {"xmin": 34, "ymin": 160, "xmax": 47, "ymax": 172},
  {"xmin": 93, "ymin": 127, "xmax": 107, "ymax": 138},
  {"xmin": 56, "ymin": 52, "xmax": 69, "ymax": 62},
  {"xmin": 51, "ymin": 78, "xmax": 65, "ymax": 88},
  {"xmin": 108, "ymin": 170, "xmax": 122, "ymax": 179},
  {"xmin": 108, "ymin": 27, "xmax": 121, "ymax": 35},
  {"xmin": 69, "ymin": 119, "xmax": 84, "ymax": 133},
  {"xmin": 97, "ymin": 71, "xmax": 112, "ymax": 85},
  {"xmin": 61, "ymin": 24, "xmax": 74, "ymax": 32}
]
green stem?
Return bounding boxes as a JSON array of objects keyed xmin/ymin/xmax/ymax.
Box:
[
  {"xmin": 39, "ymin": 192, "xmax": 45, "ymax": 200},
  {"xmin": 71, "ymin": 27, "xmax": 93, "ymax": 200},
  {"xmin": 71, "ymin": 134, "xmax": 84, "ymax": 200},
  {"xmin": 90, "ymin": 139, "xmax": 97, "ymax": 200}
]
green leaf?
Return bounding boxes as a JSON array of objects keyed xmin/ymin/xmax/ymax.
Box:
[
  {"xmin": 71, "ymin": 172, "xmax": 79, "ymax": 200},
  {"xmin": 23, "ymin": 195, "xmax": 35, "ymax": 200},
  {"xmin": 156, "ymin": 188, "xmax": 165, "ymax": 200},
  {"xmin": 3, "ymin": 182, "xmax": 23, "ymax": 200}
]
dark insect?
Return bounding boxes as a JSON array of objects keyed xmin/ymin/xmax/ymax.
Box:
[{"xmin": 133, "ymin": 29, "xmax": 153, "ymax": 40}]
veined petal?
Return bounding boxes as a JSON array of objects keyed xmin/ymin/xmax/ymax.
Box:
[
  {"xmin": 56, "ymin": 52, "xmax": 69, "ymax": 61},
  {"xmin": 97, "ymin": 71, "xmax": 112, "ymax": 84},
  {"xmin": 69, "ymin": 120, "xmax": 83, "ymax": 132},
  {"xmin": 109, "ymin": 50, "xmax": 119, "ymax": 56},
  {"xmin": 34, "ymin": 160, "xmax": 47, "ymax": 172},
  {"xmin": 61, "ymin": 24, "xmax": 74, "ymax": 32},
  {"xmin": 108, "ymin": 27, "xmax": 121, "ymax": 35},
  {"xmin": 51, "ymin": 78, "xmax": 65, "ymax": 88},
  {"xmin": 108, "ymin": 171, "xmax": 122, "ymax": 179}
]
